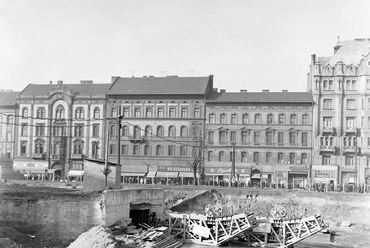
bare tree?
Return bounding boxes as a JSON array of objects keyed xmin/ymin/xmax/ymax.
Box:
[{"xmin": 187, "ymin": 125, "xmax": 204, "ymax": 186}]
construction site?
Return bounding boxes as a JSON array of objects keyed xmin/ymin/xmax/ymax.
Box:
[{"xmin": 1, "ymin": 177, "xmax": 370, "ymax": 248}]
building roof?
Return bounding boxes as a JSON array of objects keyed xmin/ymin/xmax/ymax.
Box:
[
  {"xmin": 0, "ymin": 91, "xmax": 19, "ymax": 105},
  {"xmin": 327, "ymin": 40, "xmax": 370, "ymax": 66},
  {"xmin": 107, "ymin": 76, "xmax": 211, "ymax": 95},
  {"xmin": 20, "ymin": 83, "xmax": 111, "ymax": 97},
  {"xmin": 206, "ymin": 92, "xmax": 313, "ymax": 103}
]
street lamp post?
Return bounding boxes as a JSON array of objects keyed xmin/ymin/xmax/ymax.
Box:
[
  {"xmin": 230, "ymin": 141, "xmax": 236, "ymax": 187},
  {"xmin": 116, "ymin": 115, "xmax": 123, "ymax": 188}
]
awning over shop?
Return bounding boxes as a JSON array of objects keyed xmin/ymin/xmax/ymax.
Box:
[
  {"xmin": 122, "ymin": 172, "xmax": 146, "ymax": 177},
  {"xmin": 122, "ymin": 165, "xmax": 148, "ymax": 173},
  {"xmin": 289, "ymin": 171, "xmax": 308, "ymax": 175},
  {"xmin": 179, "ymin": 172, "xmax": 194, "ymax": 178},
  {"xmin": 239, "ymin": 174, "xmax": 250, "ymax": 177},
  {"xmin": 156, "ymin": 172, "xmax": 179, "ymax": 178},
  {"xmin": 68, "ymin": 170, "xmax": 84, "ymax": 176},
  {"xmin": 261, "ymin": 174, "xmax": 268, "ymax": 179},
  {"xmin": 251, "ymin": 174, "xmax": 261, "ymax": 179},
  {"xmin": 146, "ymin": 171, "xmax": 157, "ymax": 178}
]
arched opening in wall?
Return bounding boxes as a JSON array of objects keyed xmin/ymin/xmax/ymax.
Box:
[
  {"xmin": 51, "ymin": 161, "xmax": 63, "ymax": 180},
  {"xmin": 251, "ymin": 169, "xmax": 261, "ymax": 187}
]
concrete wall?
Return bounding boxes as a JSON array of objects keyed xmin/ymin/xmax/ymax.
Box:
[
  {"xmin": 83, "ymin": 159, "xmax": 117, "ymax": 192},
  {"xmin": 101, "ymin": 188, "xmax": 164, "ymax": 226}
]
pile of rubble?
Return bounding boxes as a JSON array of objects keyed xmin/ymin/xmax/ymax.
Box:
[{"xmin": 68, "ymin": 223, "xmax": 183, "ymax": 248}]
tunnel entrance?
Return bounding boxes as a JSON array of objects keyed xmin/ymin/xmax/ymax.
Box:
[{"xmin": 130, "ymin": 203, "xmax": 153, "ymax": 227}]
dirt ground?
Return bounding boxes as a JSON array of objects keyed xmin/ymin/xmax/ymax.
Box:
[{"xmin": 1, "ymin": 182, "xmax": 370, "ymax": 247}]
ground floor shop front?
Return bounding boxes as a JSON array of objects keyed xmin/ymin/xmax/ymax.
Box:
[{"xmin": 203, "ymin": 163, "xmax": 310, "ymax": 188}]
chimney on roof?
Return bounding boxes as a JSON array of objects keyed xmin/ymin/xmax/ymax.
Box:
[
  {"xmin": 143, "ymin": 76, "xmax": 147, "ymax": 78},
  {"xmin": 80, "ymin": 80, "xmax": 86, "ymax": 84},
  {"xmin": 166, "ymin": 75, "xmax": 178, "ymax": 77},
  {"xmin": 354, "ymin": 38, "xmax": 366, "ymax": 41},
  {"xmin": 49, "ymin": 81, "xmax": 52, "ymax": 85},
  {"xmin": 57, "ymin": 80, "xmax": 63, "ymax": 85},
  {"xmin": 111, "ymin": 76, "xmax": 119, "ymax": 83},
  {"xmin": 4, "ymin": 89, "xmax": 13, "ymax": 92},
  {"xmin": 240, "ymin": 89, "xmax": 248, "ymax": 92},
  {"xmin": 220, "ymin": 89, "xmax": 226, "ymax": 93},
  {"xmin": 213, "ymin": 88, "xmax": 218, "ymax": 92},
  {"xmin": 148, "ymin": 75, "xmax": 154, "ymax": 78},
  {"xmin": 282, "ymin": 90, "xmax": 288, "ymax": 92},
  {"xmin": 0, "ymin": 90, "xmax": 4, "ymax": 92},
  {"xmin": 262, "ymin": 89, "xmax": 269, "ymax": 93}
]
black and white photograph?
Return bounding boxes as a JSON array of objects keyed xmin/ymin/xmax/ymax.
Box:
[{"xmin": 0, "ymin": 0, "xmax": 370, "ymax": 247}]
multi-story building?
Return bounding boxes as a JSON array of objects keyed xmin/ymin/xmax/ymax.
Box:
[
  {"xmin": 105, "ymin": 75, "xmax": 214, "ymax": 184},
  {"xmin": 13, "ymin": 80, "xmax": 109, "ymax": 180},
  {"xmin": 307, "ymin": 38, "xmax": 370, "ymax": 185},
  {"xmin": 205, "ymin": 89, "xmax": 313, "ymax": 188},
  {"xmin": 0, "ymin": 90, "xmax": 19, "ymax": 167}
]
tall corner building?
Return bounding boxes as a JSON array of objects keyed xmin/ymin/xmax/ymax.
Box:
[{"xmin": 308, "ymin": 38, "xmax": 370, "ymax": 185}]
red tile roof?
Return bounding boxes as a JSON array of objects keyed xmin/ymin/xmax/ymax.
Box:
[
  {"xmin": 206, "ymin": 92, "xmax": 313, "ymax": 103},
  {"xmin": 0, "ymin": 92, "xmax": 19, "ymax": 105},
  {"xmin": 20, "ymin": 83, "xmax": 110, "ymax": 97},
  {"xmin": 107, "ymin": 76, "xmax": 211, "ymax": 95}
]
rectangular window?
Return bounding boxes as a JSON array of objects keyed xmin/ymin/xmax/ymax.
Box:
[
  {"xmin": 278, "ymin": 132, "xmax": 284, "ymax": 145},
  {"xmin": 267, "ymin": 114, "xmax": 273, "ymax": 124},
  {"xmin": 301, "ymin": 153, "xmax": 308, "ymax": 164},
  {"xmin": 323, "ymin": 80, "xmax": 327, "ymax": 90},
  {"xmin": 74, "ymin": 124, "xmax": 84, "ymax": 137},
  {"xmin": 266, "ymin": 153, "xmax": 272, "ymax": 163},
  {"xmin": 367, "ymin": 79, "xmax": 370, "ymax": 90},
  {"xmin": 324, "ymin": 99, "xmax": 332, "ymax": 109},
  {"xmin": 322, "ymin": 156, "xmax": 331, "ymax": 165},
  {"xmin": 219, "ymin": 131, "xmax": 226, "ymax": 144},
  {"xmin": 35, "ymin": 124, "xmax": 45, "ymax": 136},
  {"xmin": 133, "ymin": 145, "xmax": 139, "ymax": 155},
  {"xmin": 208, "ymin": 131, "xmax": 214, "ymax": 144},
  {"xmin": 278, "ymin": 153, "xmax": 284, "ymax": 163},
  {"xmin": 289, "ymin": 132, "xmax": 296, "ymax": 145},
  {"xmin": 157, "ymin": 108, "xmax": 164, "ymax": 117},
  {"xmin": 169, "ymin": 108, "xmax": 176, "ymax": 118},
  {"xmin": 241, "ymin": 131, "xmax": 248, "ymax": 144},
  {"xmin": 254, "ymin": 114, "xmax": 261, "ymax": 124},
  {"xmin": 266, "ymin": 132, "xmax": 273, "ymax": 145},
  {"xmin": 146, "ymin": 107, "xmax": 152, "ymax": 117},
  {"xmin": 168, "ymin": 145, "xmax": 174, "ymax": 156},
  {"xmin": 209, "ymin": 114, "xmax": 215, "ymax": 123},
  {"xmin": 194, "ymin": 108, "xmax": 200, "ymax": 118},
  {"xmin": 328, "ymin": 80, "xmax": 333, "ymax": 90},
  {"xmin": 279, "ymin": 114, "xmax": 285, "ymax": 124},
  {"xmin": 289, "ymin": 153, "xmax": 295, "ymax": 164},
  {"xmin": 180, "ymin": 146, "xmax": 186, "ymax": 156},
  {"xmin": 346, "ymin": 117, "xmax": 355, "ymax": 128},
  {"xmin": 134, "ymin": 107, "xmax": 141, "ymax": 118},
  {"xmin": 93, "ymin": 124, "xmax": 99, "ymax": 138},
  {"xmin": 111, "ymin": 107, "xmax": 117, "ymax": 117},
  {"xmin": 254, "ymin": 132, "xmax": 260, "ymax": 145},
  {"xmin": 347, "ymin": 99, "xmax": 356, "ymax": 109},
  {"xmin": 362, "ymin": 117, "xmax": 364, "ymax": 128},
  {"xmin": 122, "ymin": 107, "xmax": 129, "ymax": 117},
  {"xmin": 21, "ymin": 124, "xmax": 27, "ymax": 136},
  {"xmin": 323, "ymin": 117, "xmax": 332, "ymax": 127},
  {"xmin": 208, "ymin": 151, "xmax": 214, "ymax": 161},
  {"xmin": 109, "ymin": 144, "xmax": 116, "ymax": 155},
  {"xmin": 121, "ymin": 145, "xmax": 128, "ymax": 155},
  {"xmin": 231, "ymin": 114, "xmax": 237, "ymax": 124},
  {"xmin": 181, "ymin": 108, "xmax": 188, "ymax": 118},
  {"xmin": 345, "ymin": 156, "xmax": 354, "ymax": 165},
  {"xmin": 302, "ymin": 132, "xmax": 308, "ymax": 146},
  {"xmin": 241, "ymin": 152, "xmax": 247, "ymax": 162},
  {"xmin": 230, "ymin": 131, "xmax": 236, "ymax": 143},
  {"xmin": 242, "ymin": 114, "xmax": 248, "ymax": 124},
  {"xmin": 368, "ymin": 117, "xmax": 370, "ymax": 129}
]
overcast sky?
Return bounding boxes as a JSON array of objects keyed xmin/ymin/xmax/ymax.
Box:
[{"xmin": 0, "ymin": 0, "xmax": 369, "ymax": 93}]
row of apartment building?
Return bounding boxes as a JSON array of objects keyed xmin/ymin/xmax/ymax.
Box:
[{"xmin": 1, "ymin": 39, "xmax": 370, "ymax": 186}]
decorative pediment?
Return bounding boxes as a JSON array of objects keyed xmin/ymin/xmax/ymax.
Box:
[{"xmin": 48, "ymin": 84, "xmax": 74, "ymax": 98}]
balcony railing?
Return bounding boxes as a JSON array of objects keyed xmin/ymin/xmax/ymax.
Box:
[
  {"xmin": 342, "ymin": 146, "xmax": 357, "ymax": 153},
  {"xmin": 320, "ymin": 145, "xmax": 335, "ymax": 153},
  {"xmin": 32, "ymin": 153, "xmax": 43, "ymax": 158},
  {"xmin": 71, "ymin": 154, "xmax": 84, "ymax": 159},
  {"xmin": 128, "ymin": 135, "xmax": 145, "ymax": 143},
  {"xmin": 321, "ymin": 126, "xmax": 334, "ymax": 133},
  {"xmin": 345, "ymin": 126, "xmax": 357, "ymax": 134}
]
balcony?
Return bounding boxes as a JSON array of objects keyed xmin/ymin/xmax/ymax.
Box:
[
  {"xmin": 32, "ymin": 153, "xmax": 43, "ymax": 158},
  {"xmin": 20, "ymin": 153, "xmax": 27, "ymax": 157},
  {"xmin": 342, "ymin": 146, "xmax": 358, "ymax": 153},
  {"xmin": 345, "ymin": 126, "xmax": 357, "ymax": 134},
  {"xmin": 321, "ymin": 126, "xmax": 334, "ymax": 134},
  {"xmin": 71, "ymin": 154, "xmax": 84, "ymax": 159},
  {"xmin": 319, "ymin": 145, "xmax": 335, "ymax": 153}
]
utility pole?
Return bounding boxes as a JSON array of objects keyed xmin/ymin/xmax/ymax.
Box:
[
  {"xmin": 104, "ymin": 131, "xmax": 109, "ymax": 187},
  {"xmin": 116, "ymin": 114, "xmax": 123, "ymax": 188},
  {"xmin": 355, "ymin": 139, "xmax": 358, "ymax": 186},
  {"xmin": 230, "ymin": 141, "xmax": 236, "ymax": 187}
]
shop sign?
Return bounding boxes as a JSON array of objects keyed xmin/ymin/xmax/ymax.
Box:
[
  {"xmin": 122, "ymin": 165, "xmax": 147, "ymax": 173},
  {"xmin": 289, "ymin": 166, "xmax": 308, "ymax": 172},
  {"xmin": 157, "ymin": 166, "xmax": 192, "ymax": 172},
  {"xmin": 341, "ymin": 166, "xmax": 357, "ymax": 172},
  {"xmin": 205, "ymin": 167, "xmax": 249, "ymax": 174}
]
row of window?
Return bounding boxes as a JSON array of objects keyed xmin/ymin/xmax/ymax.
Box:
[
  {"xmin": 22, "ymin": 106, "xmax": 102, "ymax": 120},
  {"xmin": 111, "ymin": 106, "xmax": 201, "ymax": 118},
  {"xmin": 109, "ymin": 144, "xmax": 189, "ymax": 157},
  {"xmin": 208, "ymin": 130, "xmax": 308, "ymax": 145},
  {"xmin": 316, "ymin": 79, "xmax": 370, "ymax": 91},
  {"xmin": 323, "ymin": 98, "xmax": 370, "ymax": 110},
  {"xmin": 207, "ymin": 151, "xmax": 309, "ymax": 164},
  {"xmin": 109, "ymin": 125, "xmax": 198, "ymax": 138},
  {"xmin": 208, "ymin": 113, "xmax": 310, "ymax": 125},
  {"xmin": 322, "ymin": 155, "xmax": 358, "ymax": 166}
]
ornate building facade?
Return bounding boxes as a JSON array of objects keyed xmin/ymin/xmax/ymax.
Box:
[
  {"xmin": 13, "ymin": 80, "xmax": 109, "ymax": 179},
  {"xmin": 0, "ymin": 90, "xmax": 19, "ymax": 167},
  {"xmin": 307, "ymin": 38, "xmax": 370, "ymax": 185},
  {"xmin": 204, "ymin": 90, "xmax": 313, "ymax": 187},
  {"xmin": 105, "ymin": 75, "xmax": 214, "ymax": 184}
]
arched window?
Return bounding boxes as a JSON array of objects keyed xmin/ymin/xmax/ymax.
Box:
[
  {"xmin": 54, "ymin": 142, "xmax": 60, "ymax": 155},
  {"xmin": 290, "ymin": 114, "xmax": 297, "ymax": 124},
  {"xmin": 22, "ymin": 108, "xmax": 28, "ymax": 118},
  {"xmin": 73, "ymin": 139, "xmax": 84, "ymax": 155},
  {"xmin": 144, "ymin": 125, "xmax": 152, "ymax": 136},
  {"xmin": 220, "ymin": 114, "xmax": 226, "ymax": 124},
  {"xmin": 242, "ymin": 114, "xmax": 248, "ymax": 124},
  {"xmin": 209, "ymin": 113, "xmax": 215, "ymax": 123},
  {"xmin": 144, "ymin": 145, "xmax": 151, "ymax": 155},
  {"xmin": 92, "ymin": 141, "xmax": 99, "ymax": 158},
  {"xmin": 110, "ymin": 125, "xmax": 117, "ymax": 137},
  {"xmin": 301, "ymin": 153, "xmax": 308, "ymax": 164},
  {"xmin": 34, "ymin": 139, "xmax": 45, "ymax": 154},
  {"xmin": 36, "ymin": 107, "xmax": 45, "ymax": 119},
  {"xmin": 21, "ymin": 124, "xmax": 28, "ymax": 136},
  {"xmin": 133, "ymin": 126, "xmax": 140, "ymax": 139},
  {"xmin": 122, "ymin": 125, "xmax": 129, "ymax": 136},
  {"xmin": 302, "ymin": 114, "xmax": 309, "ymax": 124},
  {"xmin": 192, "ymin": 126, "xmax": 201, "ymax": 138},
  {"xmin": 267, "ymin": 114, "xmax": 273, "ymax": 124},
  {"xmin": 254, "ymin": 114, "xmax": 261, "ymax": 124},
  {"xmin": 20, "ymin": 141, "xmax": 27, "ymax": 155},
  {"xmin": 93, "ymin": 107, "xmax": 100, "ymax": 119},
  {"xmin": 55, "ymin": 105, "xmax": 65, "ymax": 119},
  {"xmin": 7, "ymin": 116, "xmax": 13, "ymax": 125},
  {"xmin": 156, "ymin": 145, "xmax": 163, "ymax": 156},
  {"xmin": 231, "ymin": 114, "xmax": 237, "ymax": 124},
  {"xmin": 168, "ymin": 126, "xmax": 176, "ymax": 137},
  {"xmin": 75, "ymin": 108, "xmax": 84, "ymax": 119},
  {"xmin": 180, "ymin": 126, "xmax": 188, "ymax": 137},
  {"xmin": 157, "ymin": 126, "xmax": 164, "ymax": 137},
  {"xmin": 279, "ymin": 114, "xmax": 285, "ymax": 124},
  {"xmin": 219, "ymin": 151, "xmax": 225, "ymax": 161}
]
